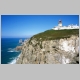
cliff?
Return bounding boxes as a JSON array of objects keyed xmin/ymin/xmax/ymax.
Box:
[{"xmin": 16, "ymin": 29, "xmax": 79, "ymax": 64}]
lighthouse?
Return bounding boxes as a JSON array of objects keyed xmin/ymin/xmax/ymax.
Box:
[
  {"xmin": 52, "ymin": 20, "xmax": 79, "ymax": 30},
  {"xmin": 58, "ymin": 20, "xmax": 62, "ymax": 27}
]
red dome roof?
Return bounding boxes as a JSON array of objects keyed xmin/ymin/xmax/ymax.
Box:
[
  {"xmin": 59, "ymin": 20, "xmax": 62, "ymax": 22},
  {"xmin": 58, "ymin": 20, "xmax": 62, "ymax": 23}
]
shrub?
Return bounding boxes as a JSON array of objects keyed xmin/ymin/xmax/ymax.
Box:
[{"xmin": 31, "ymin": 29, "xmax": 79, "ymax": 41}]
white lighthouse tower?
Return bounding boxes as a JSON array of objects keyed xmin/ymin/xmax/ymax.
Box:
[{"xmin": 58, "ymin": 20, "xmax": 62, "ymax": 27}]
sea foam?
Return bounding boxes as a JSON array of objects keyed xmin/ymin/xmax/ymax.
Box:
[
  {"xmin": 7, "ymin": 48, "xmax": 19, "ymax": 52},
  {"xmin": 8, "ymin": 54, "xmax": 21, "ymax": 64}
]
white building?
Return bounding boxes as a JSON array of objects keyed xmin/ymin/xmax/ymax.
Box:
[{"xmin": 52, "ymin": 20, "xmax": 79, "ymax": 30}]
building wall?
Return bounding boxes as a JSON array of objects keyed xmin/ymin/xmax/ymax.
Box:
[
  {"xmin": 58, "ymin": 23, "xmax": 62, "ymax": 27},
  {"xmin": 52, "ymin": 26, "xmax": 79, "ymax": 30}
]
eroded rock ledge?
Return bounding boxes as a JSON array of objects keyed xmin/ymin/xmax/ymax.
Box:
[{"xmin": 16, "ymin": 35, "xmax": 79, "ymax": 64}]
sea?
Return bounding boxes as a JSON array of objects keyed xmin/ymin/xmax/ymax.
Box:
[{"xmin": 1, "ymin": 38, "xmax": 28, "ymax": 64}]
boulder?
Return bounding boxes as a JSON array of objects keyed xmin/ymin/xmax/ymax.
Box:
[{"xmin": 15, "ymin": 46, "xmax": 22, "ymax": 51}]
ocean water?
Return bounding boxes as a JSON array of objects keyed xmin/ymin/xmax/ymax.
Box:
[{"xmin": 1, "ymin": 38, "xmax": 27, "ymax": 64}]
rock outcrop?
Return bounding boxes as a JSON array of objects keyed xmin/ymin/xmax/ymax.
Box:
[
  {"xmin": 15, "ymin": 46, "xmax": 22, "ymax": 51},
  {"xmin": 16, "ymin": 35, "xmax": 79, "ymax": 64},
  {"xmin": 19, "ymin": 39, "xmax": 22, "ymax": 44}
]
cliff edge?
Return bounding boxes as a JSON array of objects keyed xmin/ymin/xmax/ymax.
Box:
[{"xmin": 16, "ymin": 29, "xmax": 79, "ymax": 64}]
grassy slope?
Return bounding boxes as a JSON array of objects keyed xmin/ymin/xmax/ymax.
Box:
[{"xmin": 30, "ymin": 29, "xmax": 79, "ymax": 41}]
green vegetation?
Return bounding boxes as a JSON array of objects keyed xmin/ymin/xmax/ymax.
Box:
[
  {"xmin": 30, "ymin": 29, "xmax": 79, "ymax": 41},
  {"xmin": 28, "ymin": 37, "xmax": 33, "ymax": 44}
]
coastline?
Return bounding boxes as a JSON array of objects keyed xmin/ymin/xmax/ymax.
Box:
[
  {"xmin": 10, "ymin": 38, "xmax": 30, "ymax": 64},
  {"xmin": 9, "ymin": 53, "xmax": 21, "ymax": 64}
]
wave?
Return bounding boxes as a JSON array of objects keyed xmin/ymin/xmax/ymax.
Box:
[
  {"xmin": 8, "ymin": 54, "xmax": 21, "ymax": 64},
  {"xmin": 9, "ymin": 57, "xmax": 15, "ymax": 59},
  {"xmin": 7, "ymin": 51, "xmax": 19, "ymax": 52},
  {"xmin": 8, "ymin": 48, "xmax": 12, "ymax": 50},
  {"xmin": 8, "ymin": 51, "xmax": 14, "ymax": 52},
  {"xmin": 7, "ymin": 48, "xmax": 19, "ymax": 52},
  {"xmin": 8, "ymin": 58, "xmax": 17, "ymax": 64}
]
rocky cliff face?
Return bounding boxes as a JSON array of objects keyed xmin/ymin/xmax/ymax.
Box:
[{"xmin": 16, "ymin": 35, "xmax": 79, "ymax": 64}]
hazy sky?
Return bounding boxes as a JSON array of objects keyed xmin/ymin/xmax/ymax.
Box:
[{"xmin": 1, "ymin": 15, "xmax": 79, "ymax": 38}]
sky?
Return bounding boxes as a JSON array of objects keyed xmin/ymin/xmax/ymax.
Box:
[{"xmin": 1, "ymin": 15, "xmax": 79, "ymax": 38}]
